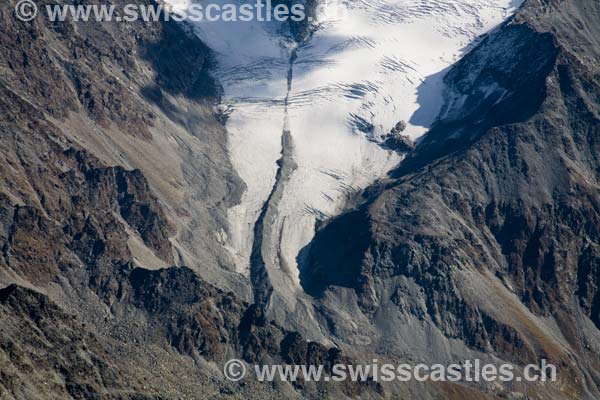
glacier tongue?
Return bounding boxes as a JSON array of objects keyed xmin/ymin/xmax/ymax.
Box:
[{"xmin": 164, "ymin": 0, "xmax": 522, "ymax": 308}]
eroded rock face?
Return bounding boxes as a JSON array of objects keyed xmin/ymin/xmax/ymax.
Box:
[
  {"xmin": 0, "ymin": 284, "xmax": 161, "ymax": 399},
  {"xmin": 0, "ymin": 105, "xmax": 175, "ymax": 284},
  {"xmin": 2, "ymin": 0, "xmax": 249, "ymax": 294}
]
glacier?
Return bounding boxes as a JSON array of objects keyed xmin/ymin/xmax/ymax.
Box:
[{"xmin": 163, "ymin": 0, "xmax": 523, "ymax": 311}]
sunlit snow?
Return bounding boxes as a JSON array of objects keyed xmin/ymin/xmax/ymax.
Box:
[{"xmin": 164, "ymin": 0, "xmax": 523, "ymax": 293}]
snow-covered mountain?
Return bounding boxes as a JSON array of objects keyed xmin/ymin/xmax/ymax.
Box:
[
  {"xmin": 183, "ymin": 0, "xmax": 522, "ymax": 294},
  {"xmin": 4, "ymin": 0, "xmax": 600, "ymax": 398},
  {"xmin": 165, "ymin": 0, "xmax": 523, "ymax": 310}
]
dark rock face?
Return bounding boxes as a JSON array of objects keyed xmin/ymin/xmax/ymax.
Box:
[
  {"xmin": 381, "ymin": 121, "xmax": 414, "ymax": 153},
  {"xmin": 0, "ymin": 109, "xmax": 175, "ymax": 285},
  {"xmin": 0, "ymin": 284, "xmax": 159, "ymax": 399},
  {"xmin": 382, "ymin": 133, "xmax": 415, "ymax": 153},
  {"xmin": 0, "ymin": 0, "xmax": 218, "ymax": 138}
]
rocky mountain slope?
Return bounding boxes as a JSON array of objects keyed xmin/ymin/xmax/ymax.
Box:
[
  {"xmin": 1, "ymin": 0, "xmax": 599, "ymax": 398},
  {"xmin": 0, "ymin": 0, "xmax": 334, "ymax": 398},
  {"xmin": 303, "ymin": 0, "xmax": 600, "ymax": 398},
  {"xmin": 1, "ymin": 0, "xmax": 254, "ymax": 298}
]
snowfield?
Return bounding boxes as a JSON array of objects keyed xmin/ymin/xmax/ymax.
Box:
[{"xmin": 164, "ymin": 0, "xmax": 523, "ymax": 305}]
